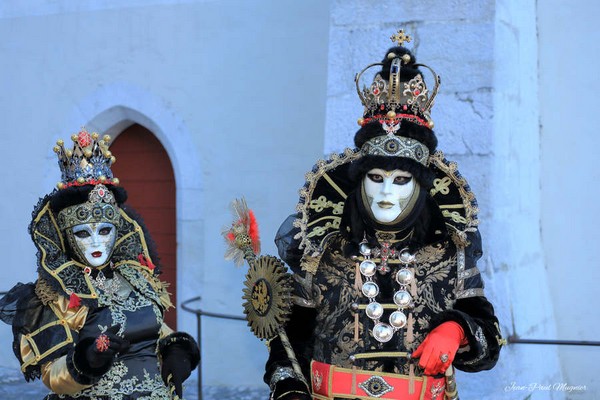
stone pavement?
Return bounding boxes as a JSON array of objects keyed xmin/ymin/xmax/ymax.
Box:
[{"xmin": 0, "ymin": 367, "xmax": 269, "ymax": 400}]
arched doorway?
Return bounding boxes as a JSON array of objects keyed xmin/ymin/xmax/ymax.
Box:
[{"xmin": 110, "ymin": 124, "xmax": 177, "ymax": 328}]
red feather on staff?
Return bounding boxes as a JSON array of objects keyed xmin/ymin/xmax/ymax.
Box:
[{"xmin": 223, "ymin": 198, "xmax": 261, "ymax": 266}]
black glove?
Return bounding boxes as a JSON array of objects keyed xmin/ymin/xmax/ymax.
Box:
[
  {"xmin": 73, "ymin": 325, "xmax": 129, "ymax": 378},
  {"xmin": 271, "ymin": 378, "xmax": 311, "ymax": 400},
  {"xmin": 161, "ymin": 344, "xmax": 193, "ymax": 398}
]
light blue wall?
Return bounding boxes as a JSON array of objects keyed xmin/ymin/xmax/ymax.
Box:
[{"xmin": 539, "ymin": 1, "xmax": 600, "ymax": 397}]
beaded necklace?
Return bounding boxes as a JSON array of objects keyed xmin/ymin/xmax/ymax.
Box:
[{"xmin": 358, "ymin": 234, "xmax": 416, "ymax": 343}]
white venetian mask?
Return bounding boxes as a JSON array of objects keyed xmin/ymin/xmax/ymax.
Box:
[
  {"xmin": 71, "ymin": 222, "xmax": 117, "ymax": 267},
  {"xmin": 362, "ymin": 168, "xmax": 416, "ymax": 223}
]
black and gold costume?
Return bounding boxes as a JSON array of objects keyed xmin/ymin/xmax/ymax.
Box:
[
  {"xmin": 266, "ymin": 153, "xmax": 502, "ymax": 399},
  {"xmin": 1, "ymin": 132, "xmax": 198, "ymax": 399},
  {"xmin": 263, "ymin": 32, "xmax": 503, "ymax": 400}
]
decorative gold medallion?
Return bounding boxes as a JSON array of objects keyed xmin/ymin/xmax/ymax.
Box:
[
  {"xmin": 250, "ymin": 278, "xmax": 271, "ymax": 316},
  {"xmin": 358, "ymin": 375, "xmax": 394, "ymax": 398},
  {"xmin": 242, "ymin": 255, "xmax": 293, "ymax": 339}
]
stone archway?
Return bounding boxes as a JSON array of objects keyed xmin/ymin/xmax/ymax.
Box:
[{"xmin": 110, "ymin": 124, "xmax": 178, "ymax": 328}]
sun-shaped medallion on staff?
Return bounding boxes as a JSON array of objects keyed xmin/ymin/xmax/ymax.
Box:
[{"xmin": 242, "ymin": 255, "xmax": 293, "ymax": 340}]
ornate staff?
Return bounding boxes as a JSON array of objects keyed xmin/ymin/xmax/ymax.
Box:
[{"xmin": 223, "ymin": 198, "xmax": 307, "ymax": 387}]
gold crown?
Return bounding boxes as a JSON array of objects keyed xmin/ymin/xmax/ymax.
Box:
[
  {"xmin": 355, "ymin": 30, "xmax": 440, "ymax": 130},
  {"xmin": 53, "ymin": 128, "xmax": 120, "ymax": 189}
]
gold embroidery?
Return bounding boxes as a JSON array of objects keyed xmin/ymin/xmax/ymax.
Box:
[
  {"xmin": 428, "ymin": 151, "xmax": 480, "ymax": 243},
  {"xmin": 295, "ymin": 149, "xmax": 361, "ymax": 254},
  {"xmin": 430, "ymin": 176, "xmax": 451, "ymax": 196},
  {"xmin": 442, "ymin": 210, "xmax": 468, "ymax": 224},
  {"xmin": 35, "ymin": 278, "xmax": 59, "ymax": 305},
  {"xmin": 307, "ymin": 218, "xmax": 341, "ymax": 238},
  {"xmin": 300, "ymin": 253, "xmax": 322, "ymax": 274},
  {"xmin": 68, "ymin": 361, "xmax": 170, "ymax": 399},
  {"xmin": 309, "ymin": 195, "xmax": 344, "ymax": 215}
]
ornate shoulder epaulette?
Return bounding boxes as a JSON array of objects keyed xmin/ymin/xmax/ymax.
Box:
[{"xmin": 19, "ymin": 296, "xmax": 87, "ymax": 377}]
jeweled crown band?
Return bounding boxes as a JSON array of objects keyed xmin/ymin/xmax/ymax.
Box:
[
  {"xmin": 361, "ymin": 134, "xmax": 429, "ymax": 166},
  {"xmin": 57, "ymin": 184, "xmax": 121, "ymax": 230},
  {"xmin": 360, "ymin": 113, "xmax": 429, "ymax": 129}
]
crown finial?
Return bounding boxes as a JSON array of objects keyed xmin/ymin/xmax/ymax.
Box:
[{"xmin": 390, "ymin": 29, "xmax": 411, "ymax": 46}]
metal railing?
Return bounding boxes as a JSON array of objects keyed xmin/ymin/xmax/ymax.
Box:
[
  {"xmin": 4, "ymin": 289, "xmax": 600, "ymax": 398},
  {"xmin": 507, "ymin": 335, "xmax": 600, "ymax": 346},
  {"xmin": 180, "ymin": 296, "xmax": 246, "ymax": 400}
]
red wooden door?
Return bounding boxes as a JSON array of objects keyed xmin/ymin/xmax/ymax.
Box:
[{"xmin": 110, "ymin": 124, "xmax": 177, "ymax": 329}]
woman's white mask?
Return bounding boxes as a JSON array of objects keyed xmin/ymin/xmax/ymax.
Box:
[
  {"xmin": 362, "ymin": 168, "xmax": 416, "ymax": 223},
  {"xmin": 71, "ymin": 222, "xmax": 117, "ymax": 267}
]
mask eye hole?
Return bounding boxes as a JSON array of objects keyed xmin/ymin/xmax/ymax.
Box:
[
  {"xmin": 367, "ymin": 173, "xmax": 383, "ymax": 183},
  {"xmin": 393, "ymin": 176, "xmax": 412, "ymax": 185},
  {"xmin": 99, "ymin": 226, "xmax": 113, "ymax": 235},
  {"xmin": 73, "ymin": 230, "xmax": 90, "ymax": 239}
]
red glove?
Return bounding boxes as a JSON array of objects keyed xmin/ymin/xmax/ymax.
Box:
[{"xmin": 412, "ymin": 321, "xmax": 466, "ymax": 375}]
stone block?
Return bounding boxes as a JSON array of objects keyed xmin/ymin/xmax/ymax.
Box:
[
  {"xmin": 324, "ymin": 94, "xmax": 363, "ymax": 153},
  {"xmin": 331, "ymin": 0, "xmax": 494, "ymax": 27}
]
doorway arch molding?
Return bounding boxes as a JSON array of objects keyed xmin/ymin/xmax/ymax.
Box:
[{"xmin": 56, "ymin": 82, "xmax": 204, "ymax": 332}]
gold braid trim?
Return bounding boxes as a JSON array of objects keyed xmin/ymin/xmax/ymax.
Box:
[
  {"xmin": 157, "ymin": 280, "xmax": 174, "ymax": 310},
  {"xmin": 140, "ymin": 268, "xmax": 174, "ymax": 310},
  {"xmin": 276, "ymin": 390, "xmax": 308, "ymax": 400},
  {"xmin": 35, "ymin": 278, "xmax": 59, "ymax": 305},
  {"xmin": 428, "ymin": 151, "xmax": 480, "ymax": 247},
  {"xmin": 294, "ymin": 148, "xmax": 361, "ymax": 255},
  {"xmin": 300, "ymin": 252, "xmax": 323, "ymax": 274}
]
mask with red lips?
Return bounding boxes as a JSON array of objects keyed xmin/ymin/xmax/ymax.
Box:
[{"xmin": 70, "ymin": 222, "xmax": 117, "ymax": 268}]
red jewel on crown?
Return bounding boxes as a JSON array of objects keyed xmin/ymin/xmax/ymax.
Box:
[
  {"xmin": 78, "ymin": 130, "xmax": 92, "ymax": 147},
  {"xmin": 98, "ymin": 187, "xmax": 106, "ymax": 197}
]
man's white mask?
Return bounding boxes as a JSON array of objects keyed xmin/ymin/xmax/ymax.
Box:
[
  {"xmin": 362, "ymin": 168, "xmax": 417, "ymax": 223},
  {"xmin": 71, "ymin": 222, "xmax": 117, "ymax": 267}
]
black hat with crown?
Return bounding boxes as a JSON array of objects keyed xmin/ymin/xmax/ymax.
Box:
[
  {"xmin": 349, "ymin": 29, "xmax": 440, "ymax": 187},
  {"xmin": 281, "ymin": 30, "xmax": 479, "ymax": 274}
]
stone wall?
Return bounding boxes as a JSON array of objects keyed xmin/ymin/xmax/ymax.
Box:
[{"xmin": 539, "ymin": 0, "xmax": 600, "ymax": 397}]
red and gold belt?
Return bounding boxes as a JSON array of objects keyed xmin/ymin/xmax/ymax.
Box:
[{"xmin": 310, "ymin": 360, "xmax": 447, "ymax": 400}]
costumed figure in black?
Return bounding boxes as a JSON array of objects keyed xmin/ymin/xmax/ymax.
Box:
[
  {"xmin": 264, "ymin": 30, "xmax": 503, "ymax": 400},
  {"xmin": 0, "ymin": 129, "xmax": 199, "ymax": 399}
]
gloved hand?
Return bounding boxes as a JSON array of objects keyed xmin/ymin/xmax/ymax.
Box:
[
  {"xmin": 412, "ymin": 321, "xmax": 465, "ymax": 375},
  {"xmin": 75, "ymin": 325, "xmax": 128, "ymax": 372},
  {"xmin": 161, "ymin": 344, "xmax": 193, "ymax": 398}
]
